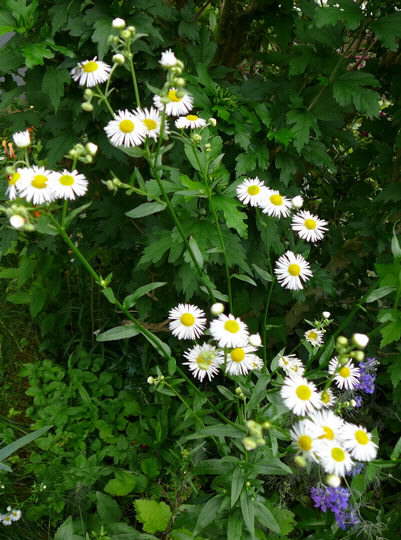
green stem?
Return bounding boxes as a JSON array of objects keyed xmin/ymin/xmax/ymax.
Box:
[
  {"xmin": 262, "ymin": 278, "xmax": 274, "ymax": 365},
  {"xmin": 24, "ymin": 148, "xmax": 30, "ymax": 167},
  {"xmin": 61, "ymin": 200, "xmax": 69, "ymax": 229},
  {"xmin": 95, "ymin": 85, "xmax": 115, "ymax": 116},
  {"xmin": 127, "ymin": 53, "xmax": 141, "ymax": 108}
]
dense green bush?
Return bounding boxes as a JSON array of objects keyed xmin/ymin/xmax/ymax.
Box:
[{"xmin": 0, "ymin": 0, "xmax": 401, "ymax": 539}]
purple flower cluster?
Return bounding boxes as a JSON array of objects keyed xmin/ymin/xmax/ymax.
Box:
[
  {"xmin": 347, "ymin": 462, "xmax": 365, "ymax": 477},
  {"xmin": 310, "ymin": 486, "xmax": 360, "ymax": 530},
  {"xmin": 354, "ymin": 357, "xmax": 378, "ymax": 406}
]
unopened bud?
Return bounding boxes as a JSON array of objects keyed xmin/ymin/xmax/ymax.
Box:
[
  {"xmin": 262, "ymin": 421, "xmax": 271, "ymax": 429},
  {"xmin": 353, "ymin": 350, "xmax": 365, "ymax": 362},
  {"xmin": 336, "ymin": 336, "xmax": 348, "ymax": 347},
  {"xmin": 127, "ymin": 25, "xmax": 136, "ymax": 34},
  {"xmin": 205, "ymin": 143, "xmax": 212, "ymax": 152},
  {"xmin": 191, "ymin": 134, "xmax": 202, "ymax": 143},
  {"xmin": 352, "ymin": 333, "xmax": 369, "ymax": 349},
  {"xmin": 112, "ymin": 18, "xmax": 126, "ymax": 29},
  {"xmin": 86, "ymin": 143, "xmax": 98, "ymax": 156},
  {"xmin": 9, "ymin": 215, "xmax": 26, "ymax": 229},
  {"xmin": 249, "ymin": 333, "xmax": 262, "ymax": 347},
  {"xmin": 121, "ymin": 29, "xmax": 131, "ymax": 40},
  {"xmin": 147, "ymin": 376, "xmax": 154, "ymax": 384},
  {"xmin": 326, "ymin": 474, "xmax": 341, "ymax": 487},
  {"xmin": 291, "ymin": 195, "xmax": 303, "ymax": 209},
  {"xmin": 174, "ymin": 77, "xmax": 186, "ymax": 87},
  {"xmin": 211, "ymin": 302, "xmax": 224, "ymax": 315},
  {"xmin": 84, "ymin": 89, "xmax": 93, "ymax": 99},
  {"xmin": 242, "ymin": 437, "xmax": 257, "ymax": 451},
  {"xmin": 322, "ymin": 311, "xmax": 331, "ymax": 319},
  {"xmin": 81, "ymin": 102, "xmax": 94, "ymax": 112},
  {"xmin": 113, "ymin": 53, "xmax": 125, "ymax": 65},
  {"xmin": 294, "ymin": 455, "xmax": 307, "ymax": 468},
  {"xmin": 5, "ymin": 166, "xmax": 15, "ymax": 175},
  {"xmin": 235, "ymin": 387, "xmax": 243, "ymax": 396},
  {"xmin": 208, "ymin": 117, "xmax": 217, "ymax": 127}
]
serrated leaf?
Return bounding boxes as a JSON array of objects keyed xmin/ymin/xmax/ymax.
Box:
[
  {"xmin": 333, "ymin": 72, "xmax": 380, "ymax": 117},
  {"xmin": 389, "ymin": 360, "xmax": 401, "ymax": 388},
  {"xmin": 22, "ymin": 41, "xmax": 54, "ymax": 68},
  {"xmin": 212, "ymin": 195, "xmax": 247, "ymax": 238},
  {"xmin": 287, "ymin": 109, "xmax": 318, "ymax": 152},
  {"xmin": 104, "ymin": 472, "xmax": 136, "ymax": 497},
  {"xmin": 126, "ymin": 202, "xmax": 166, "ymax": 219},
  {"xmin": 96, "ymin": 325, "xmax": 139, "ymax": 342},
  {"xmin": 92, "ymin": 17, "xmax": 112, "ymax": 58},
  {"xmin": 254, "ymin": 501, "xmax": 280, "ymax": 533},
  {"xmin": 372, "ymin": 13, "xmax": 401, "ymax": 51},
  {"xmin": 235, "ymin": 152, "xmax": 257, "ymax": 175},
  {"xmin": 41, "ymin": 67, "xmax": 70, "ymax": 111},
  {"xmin": 380, "ymin": 319, "xmax": 401, "ymax": 348},
  {"xmin": 123, "ymin": 282, "xmax": 166, "ymax": 309},
  {"xmin": 365, "ymin": 286, "xmax": 396, "ymax": 303},
  {"xmin": 96, "ymin": 491, "xmax": 122, "ymax": 522},
  {"xmin": 134, "ymin": 499, "xmax": 172, "ymax": 534}
]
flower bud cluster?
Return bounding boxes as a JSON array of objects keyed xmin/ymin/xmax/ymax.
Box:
[
  {"xmin": 242, "ymin": 419, "xmax": 270, "ymax": 451},
  {"xmin": 67, "ymin": 142, "xmax": 97, "ymax": 164}
]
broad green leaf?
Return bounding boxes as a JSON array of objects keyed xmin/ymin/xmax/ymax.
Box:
[
  {"xmin": 252, "ymin": 264, "xmax": 273, "ymax": 283},
  {"xmin": 333, "ymin": 72, "xmax": 380, "ymax": 117},
  {"xmin": 184, "ymin": 144, "xmax": 207, "ymax": 173},
  {"xmin": 254, "ymin": 501, "xmax": 280, "ymax": 533},
  {"xmin": 0, "ymin": 426, "xmax": 51, "ymax": 462},
  {"xmin": 123, "ymin": 282, "xmax": 166, "ymax": 309},
  {"xmin": 6, "ymin": 291, "xmax": 30, "ymax": 304},
  {"xmin": 381, "ymin": 320, "xmax": 401, "ymax": 348},
  {"xmin": 188, "ymin": 236, "xmax": 204, "ymax": 269},
  {"xmin": 104, "ymin": 471, "xmax": 137, "ymax": 497},
  {"xmin": 227, "ymin": 512, "xmax": 243, "ymax": 540},
  {"xmin": 184, "ymin": 424, "xmax": 245, "ymax": 440},
  {"xmin": 41, "ymin": 67, "xmax": 70, "ymax": 111},
  {"xmin": 240, "ymin": 491, "xmax": 255, "ymax": 536},
  {"xmin": 134, "ymin": 499, "xmax": 172, "ymax": 534},
  {"xmin": 232, "ymin": 273, "xmax": 256, "ymax": 286},
  {"xmin": 140, "ymin": 457, "xmax": 160, "ymax": 479},
  {"xmin": 22, "ymin": 41, "xmax": 54, "ymax": 68},
  {"xmin": 231, "ymin": 467, "xmax": 245, "ymax": 507},
  {"xmin": 54, "ymin": 516, "xmax": 79, "ymax": 540},
  {"xmin": 92, "ymin": 17, "xmax": 112, "ymax": 58},
  {"xmin": 235, "ymin": 152, "xmax": 257, "ymax": 175},
  {"xmin": 388, "ymin": 359, "xmax": 401, "ymax": 388},
  {"xmin": 96, "ymin": 491, "xmax": 122, "ymax": 522},
  {"xmin": 213, "ymin": 195, "xmax": 247, "ymax": 238},
  {"xmin": 365, "ymin": 286, "xmax": 396, "ymax": 303},
  {"xmin": 391, "ymin": 435, "xmax": 401, "ymax": 460},
  {"xmin": 96, "ymin": 325, "xmax": 140, "ymax": 342},
  {"xmin": 126, "ymin": 202, "xmax": 166, "ymax": 219},
  {"xmin": 287, "ymin": 109, "xmax": 318, "ymax": 152},
  {"xmin": 194, "ymin": 495, "xmax": 224, "ymax": 533},
  {"xmin": 372, "ymin": 13, "xmax": 401, "ymax": 51}
]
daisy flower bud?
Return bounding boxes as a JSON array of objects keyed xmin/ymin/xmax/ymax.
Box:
[
  {"xmin": 9, "ymin": 215, "xmax": 26, "ymax": 229},
  {"xmin": 112, "ymin": 17, "xmax": 126, "ymax": 29},
  {"xmin": 291, "ymin": 195, "xmax": 303, "ymax": 209},
  {"xmin": 243, "ymin": 437, "xmax": 257, "ymax": 451},
  {"xmin": 86, "ymin": 142, "xmax": 98, "ymax": 156},
  {"xmin": 159, "ymin": 49, "xmax": 178, "ymax": 68},
  {"xmin": 208, "ymin": 117, "xmax": 217, "ymax": 126},
  {"xmin": 121, "ymin": 29, "xmax": 131, "ymax": 39},
  {"xmin": 191, "ymin": 133, "xmax": 202, "ymax": 143},
  {"xmin": 249, "ymin": 333, "xmax": 262, "ymax": 347},
  {"xmin": 322, "ymin": 311, "xmax": 331, "ymax": 319},
  {"xmin": 127, "ymin": 25, "xmax": 136, "ymax": 34},
  {"xmin": 12, "ymin": 129, "xmax": 30, "ymax": 148},
  {"xmin": 325, "ymin": 474, "xmax": 341, "ymax": 488},
  {"xmin": 81, "ymin": 102, "xmax": 94, "ymax": 112},
  {"xmin": 84, "ymin": 89, "xmax": 93, "ymax": 99},
  {"xmin": 174, "ymin": 77, "xmax": 186, "ymax": 87},
  {"xmin": 353, "ymin": 350, "xmax": 365, "ymax": 362},
  {"xmin": 147, "ymin": 376, "xmax": 155, "ymax": 384},
  {"xmin": 336, "ymin": 336, "xmax": 348, "ymax": 347},
  {"xmin": 113, "ymin": 53, "xmax": 125, "ymax": 65},
  {"xmin": 294, "ymin": 455, "xmax": 307, "ymax": 468},
  {"xmin": 211, "ymin": 302, "xmax": 224, "ymax": 316},
  {"xmin": 352, "ymin": 333, "xmax": 369, "ymax": 349}
]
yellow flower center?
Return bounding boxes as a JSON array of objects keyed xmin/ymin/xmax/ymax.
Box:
[
  {"xmin": 167, "ymin": 89, "xmax": 182, "ymax": 102},
  {"xmin": 31, "ymin": 174, "xmax": 48, "ymax": 189},
  {"xmin": 331, "ymin": 447, "xmax": 345, "ymax": 462},
  {"xmin": 143, "ymin": 118, "xmax": 157, "ymax": 130},
  {"xmin": 304, "ymin": 218, "xmax": 317, "ymax": 230},
  {"xmin": 296, "ymin": 385, "xmax": 312, "ymax": 401},
  {"xmin": 307, "ymin": 331, "xmax": 318, "ymax": 341},
  {"xmin": 270, "ymin": 194, "xmax": 283, "ymax": 206},
  {"xmin": 186, "ymin": 114, "xmax": 199, "ymax": 121},
  {"xmin": 180, "ymin": 313, "xmax": 195, "ymax": 326},
  {"xmin": 288, "ymin": 263, "xmax": 301, "ymax": 276},
  {"xmin": 355, "ymin": 429, "xmax": 369, "ymax": 445},
  {"xmin": 59, "ymin": 174, "xmax": 74, "ymax": 186},
  {"xmin": 224, "ymin": 320, "xmax": 240, "ymax": 333},
  {"xmin": 119, "ymin": 119, "xmax": 135, "ymax": 133},
  {"xmin": 196, "ymin": 352, "xmax": 214, "ymax": 370},
  {"xmin": 8, "ymin": 172, "xmax": 20, "ymax": 185},
  {"xmin": 230, "ymin": 348, "xmax": 245, "ymax": 363},
  {"xmin": 247, "ymin": 185, "xmax": 260, "ymax": 195},
  {"xmin": 298, "ymin": 435, "xmax": 313, "ymax": 451},
  {"xmin": 321, "ymin": 426, "xmax": 335, "ymax": 440},
  {"xmin": 83, "ymin": 61, "xmax": 99, "ymax": 73},
  {"xmin": 339, "ymin": 366, "xmax": 351, "ymax": 378},
  {"xmin": 321, "ymin": 391, "xmax": 331, "ymax": 404}
]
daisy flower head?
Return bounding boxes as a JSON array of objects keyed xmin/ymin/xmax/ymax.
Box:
[
  {"xmin": 71, "ymin": 57, "xmax": 111, "ymax": 87},
  {"xmin": 50, "ymin": 170, "xmax": 88, "ymax": 200},
  {"xmin": 305, "ymin": 328, "xmax": 325, "ymax": 347},
  {"xmin": 225, "ymin": 346, "xmax": 261, "ymax": 376},
  {"xmin": 329, "ymin": 357, "xmax": 360, "ymax": 390},
  {"xmin": 17, "ymin": 166, "xmax": 55, "ymax": 205},
  {"xmin": 316, "ymin": 440, "xmax": 354, "ymax": 476},
  {"xmin": 209, "ymin": 313, "xmax": 249, "ymax": 348},
  {"xmin": 290, "ymin": 419, "xmax": 321, "ymax": 460},
  {"xmin": 1, "ymin": 514, "xmax": 12, "ymax": 526},
  {"xmin": 175, "ymin": 114, "xmax": 206, "ymax": 129},
  {"xmin": 259, "ymin": 189, "xmax": 291, "ymax": 218},
  {"xmin": 341, "ymin": 423, "xmax": 378, "ymax": 462},
  {"xmin": 310, "ymin": 410, "xmax": 344, "ymax": 442},
  {"xmin": 274, "ymin": 251, "xmax": 313, "ymax": 290},
  {"xmin": 280, "ymin": 375, "xmax": 322, "ymax": 416},
  {"xmin": 183, "ymin": 343, "xmax": 223, "ymax": 382},
  {"xmin": 12, "ymin": 129, "xmax": 30, "ymax": 148},
  {"xmin": 104, "ymin": 110, "xmax": 146, "ymax": 147},
  {"xmin": 134, "ymin": 107, "xmax": 166, "ymax": 140},
  {"xmin": 278, "ymin": 354, "xmax": 305, "ymax": 376},
  {"xmin": 320, "ymin": 388, "xmax": 336, "ymax": 408},
  {"xmin": 159, "ymin": 49, "xmax": 178, "ymax": 68},
  {"xmin": 6, "ymin": 168, "xmax": 25, "ymax": 199},
  {"xmin": 168, "ymin": 303, "xmax": 206, "ymax": 340},
  {"xmin": 236, "ymin": 177, "xmax": 267, "ymax": 207},
  {"xmin": 9, "ymin": 508, "xmax": 21, "ymax": 522},
  {"xmin": 153, "ymin": 88, "xmax": 193, "ymax": 117},
  {"xmin": 292, "ymin": 210, "xmax": 328, "ymax": 243}
]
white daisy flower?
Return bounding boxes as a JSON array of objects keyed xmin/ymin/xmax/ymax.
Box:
[
  {"xmin": 9, "ymin": 215, "xmax": 26, "ymax": 229},
  {"xmin": 183, "ymin": 343, "xmax": 223, "ymax": 381},
  {"xmin": 225, "ymin": 346, "xmax": 261, "ymax": 376},
  {"xmin": 291, "ymin": 210, "xmax": 328, "ymax": 243},
  {"xmin": 236, "ymin": 177, "xmax": 267, "ymax": 207},
  {"xmin": 134, "ymin": 107, "xmax": 166, "ymax": 140},
  {"xmin": 316, "ymin": 440, "xmax": 354, "ymax": 476},
  {"xmin": 249, "ymin": 355, "xmax": 264, "ymax": 370},
  {"xmin": 1, "ymin": 514, "xmax": 12, "ymax": 525},
  {"xmin": 159, "ymin": 49, "xmax": 178, "ymax": 68},
  {"xmin": 341, "ymin": 423, "xmax": 378, "ymax": 461},
  {"xmin": 278, "ymin": 354, "xmax": 305, "ymax": 376},
  {"xmin": 104, "ymin": 110, "xmax": 145, "ymax": 147},
  {"xmin": 71, "ymin": 57, "xmax": 111, "ymax": 87},
  {"xmin": 153, "ymin": 88, "xmax": 193, "ymax": 117},
  {"xmin": 17, "ymin": 166, "xmax": 55, "ymax": 205},
  {"xmin": 175, "ymin": 114, "xmax": 206, "ymax": 129},
  {"xmin": 304, "ymin": 328, "xmax": 325, "ymax": 347},
  {"xmin": 168, "ymin": 303, "xmax": 206, "ymax": 340},
  {"xmin": 280, "ymin": 375, "xmax": 322, "ymax": 416},
  {"xmin": 328, "ymin": 357, "xmax": 360, "ymax": 390},
  {"xmin": 6, "ymin": 169, "xmax": 25, "ymax": 199},
  {"xmin": 209, "ymin": 313, "xmax": 249, "ymax": 348},
  {"xmin": 320, "ymin": 388, "xmax": 336, "ymax": 408},
  {"xmin": 274, "ymin": 251, "xmax": 313, "ymax": 290},
  {"xmin": 12, "ymin": 129, "xmax": 30, "ymax": 148},
  {"xmin": 310, "ymin": 410, "xmax": 344, "ymax": 442},
  {"xmin": 290, "ymin": 419, "xmax": 321, "ymax": 460},
  {"xmin": 9, "ymin": 509, "xmax": 21, "ymax": 522},
  {"xmin": 50, "ymin": 170, "xmax": 88, "ymax": 200},
  {"xmin": 259, "ymin": 189, "xmax": 291, "ymax": 218}
]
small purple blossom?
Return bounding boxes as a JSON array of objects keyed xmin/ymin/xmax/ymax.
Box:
[
  {"xmin": 347, "ymin": 463, "xmax": 365, "ymax": 477},
  {"xmin": 355, "ymin": 357, "xmax": 377, "ymax": 395},
  {"xmin": 354, "ymin": 395, "xmax": 363, "ymax": 407},
  {"xmin": 310, "ymin": 486, "xmax": 360, "ymax": 530}
]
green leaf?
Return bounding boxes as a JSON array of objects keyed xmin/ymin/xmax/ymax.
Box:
[
  {"xmin": 287, "ymin": 109, "xmax": 318, "ymax": 152},
  {"xmin": 134, "ymin": 499, "xmax": 172, "ymax": 534},
  {"xmin": 92, "ymin": 17, "xmax": 112, "ymax": 58},
  {"xmin": 194, "ymin": 495, "xmax": 224, "ymax": 533},
  {"xmin": 104, "ymin": 471, "xmax": 137, "ymax": 497},
  {"xmin": 231, "ymin": 273, "xmax": 256, "ymax": 286},
  {"xmin": 123, "ymin": 282, "xmax": 166, "ymax": 309},
  {"xmin": 254, "ymin": 501, "xmax": 280, "ymax": 533},
  {"xmin": 388, "ymin": 359, "xmax": 401, "ymax": 388},
  {"xmin": 96, "ymin": 492, "xmax": 122, "ymax": 523},
  {"xmin": 140, "ymin": 457, "xmax": 160, "ymax": 479},
  {"xmin": 96, "ymin": 325, "xmax": 140, "ymax": 342},
  {"xmin": 266, "ymin": 505, "xmax": 296, "ymax": 536},
  {"xmin": 240, "ymin": 491, "xmax": 255, "ymax": 536},
  {"xmin": 54, "ymin": 516, "xmax": 76, "ymax": 540},
  {"xmin": 391, "ymin": 226, "xmax": 401, "ymax": 260},
  {"xmin": 213, "ymin": 195, "xmax": 247, "ymax": 238},
  {"xmin": 126, "ymin": 202, "xmax": 166, "ymax": 219},
  {"xmin": 188, "ymin": 236, "xmax": 204, "ymax": 269},
  {"xmin": 0, "ymin": 426, "xmax": 51, "ymax": 463},
  {"xmin": 365, "ymin": 286, "xmax": 396, "ymax": 303},
  {"xmin": 391, "ymin": 435, "xmax": 401, "ymax": 460},
  {"xmin": 184, "ymin": 144, "xmax": 207, "ymax": 173},
  {"xmin": 6, "ymin": 291, "xmax": 30, "ymax": 304},
  {"xmin": 41, "ymin": 67, "xmax": 70, "ymax": 111},
  {"xmin": 184, "ymin": 424, "xmax": 244, "ymax": 440},
  {"xmin": 252, "ymin": 264, "xmax": 273, "ymax": 283},
  {"xmin": 372, "ymin": 13, "xmax": 401, "ymax": 51},
  {"xmin": 227, "ymin": 512, "xmax": 243, "ymax": 540},
  {"xmin": 231, "ymin": 467, "xmax": 245, "ymax": 507},
  {"xmin": 22, "ymin": 41, "xmax": 54, "ymax": 68},
  {"xmin": 235, "ymin": 152, "xmax": 257, "ymax": 175},
  {"xmin": 380, "ymin": 319, "xmax": 401, "ymax": 348},
  {"xmin": 333, "ymin": 72, "xmax": 380, "ymax": 117},
  {"xmin": 314, "ymin": 6, "xmax": 341, "ymax": 28}
]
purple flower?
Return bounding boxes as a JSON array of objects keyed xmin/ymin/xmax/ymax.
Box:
[
  {"xmin": 335, "ymin": 508, "xmax": 360, "ymax": 530},
  {"xmin": 347, "ymin": 463, "xmax": 365, "ymax": 477},
  {"xmin": 310, "ymin": 486, "xmax": 360, "ymax": 530},
  {"xmin": 355, "ymin": 357, "xmax": 377, "ymax": 394},
  {"xmin": 354, "ymin": 395, "xmax": 363, "ymax": 407}
]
